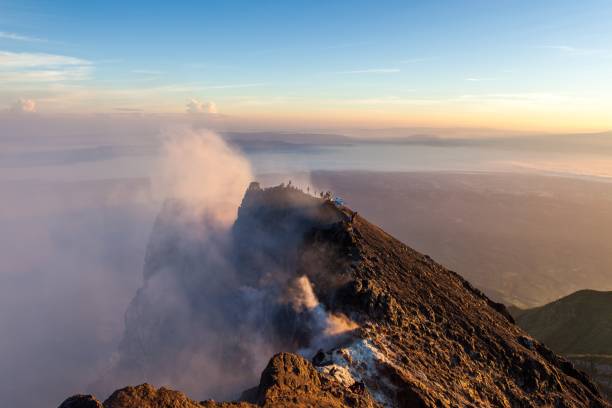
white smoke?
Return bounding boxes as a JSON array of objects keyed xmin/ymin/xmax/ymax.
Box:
[
  {"xmin": 288, "ymin": 275, "xmax": 320, "ymax": 311},
  {"xmin": 93, "ymin": 132, "xmax": 357, "ymax": 401},
  {"xmin": 93, "ymin": 128, "xmax": 262, "ymax": 398},
  {"xmin": 288, "ymin": 275, "xmax": 359, "ymax": 352},
  {"xmin": 154, "ymin": 127, "xmax": 252, "ymax": 226}
]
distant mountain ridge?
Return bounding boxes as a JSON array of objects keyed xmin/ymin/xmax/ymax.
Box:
[
  {"xmin": 513, "ymin": 290, "xmax": 612, "ymax": 400},
  {"xmin": 513, "ymin": 290, "xmax": 612, "ymax": 355}
]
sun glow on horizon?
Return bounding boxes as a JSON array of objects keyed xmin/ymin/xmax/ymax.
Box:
[{"xmin": 1, "ymin": 1, "xmax": 612, "ymax": 133}]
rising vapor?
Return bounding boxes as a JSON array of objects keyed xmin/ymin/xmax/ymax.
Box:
[{"xmin": 94, "ymin": 134, "xmax": 359, "ymax": 400}]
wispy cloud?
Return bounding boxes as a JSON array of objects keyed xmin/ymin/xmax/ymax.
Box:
[
  {"xmin": 334, "ymin": 68, "xmax": 400, "ymax": 74},
  {"xmin": 121, "ymin": 83, "xmax": 265, "ymax": 93},
  {"xmin": 400, "ymin": 57, "xmax": 436, "ymax": 64},
  {"xmin": 0, "ymin": 51, "xmax": 90, "ymax": 68},
  {"xmin": 455, "ymin": 92, "xmax": 581, "ymax": 106},
  {"xmin": 465, "ymin": 77, "xmax": 498, "ymax": 82},
  {"xmin": 538, "ymin": 45, "xmax": 609, "ymax": 57},
  {"xmin": 114, "ymin": 107, "xmax": 144, "ymax": 113},
  {"xmin": 0, "ymin": 51, "xmax": 92, "ymax": 82},
  {"xmin": 197, "ymin": 83, "xmax": 265, "ymax": 90},
  {"xmin": 332, "ymin": 96, "xmax": 440, "ymax": 105},
  {"xmin": 0, "ymin": 31, "xmax": 46, "ymax": 42},
  {"xmin": 230, "ymin": 95, "xmax": 297, "ymax": 106},
  {"xmin": 331, "ymin": 92, "xmax": 595, "ymax": 109},
  {"xmin": 131, "ymin": 69, "xmax": 162, "ymax": 75},
  {"xmin": 249, "ymin": 41, "xmax": 373, "ymax": 56},
  {"xmin": 323, "ymin": 41, "xmax": 372, "ymax": 50},
  {"xmin": 0, "ymin": 67, "xmax": 92, "ymax": 82}
]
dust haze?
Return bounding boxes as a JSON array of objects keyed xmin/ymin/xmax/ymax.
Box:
[{"xmin": 2, "ymin": 116, "xmax": 612, "ymax": 406}]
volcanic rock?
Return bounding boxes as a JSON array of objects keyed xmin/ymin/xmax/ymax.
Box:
[
  {"xmin": 62, "ymin": 183, "xmax": 609, "ymax": 407},
  {"xmin": 58, "ymin": 395, "xmax": 103, "ymax": 408}
]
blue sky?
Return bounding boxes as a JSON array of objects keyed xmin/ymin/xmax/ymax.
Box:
[{"xmin": 1, "ymin": 0, "xmax": 611, "ymax": 131}]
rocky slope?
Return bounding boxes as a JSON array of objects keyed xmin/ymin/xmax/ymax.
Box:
[
  {"xmin": 61, "ymin": 183, "xmax": 608, "ymax": 407},
  {"xmin": 308, "ymin": 170, "xmax": 612, "ymax": 308},
  {"xmin": 512, "ymin": 290, "xmax": 612, "ymax": 400}
]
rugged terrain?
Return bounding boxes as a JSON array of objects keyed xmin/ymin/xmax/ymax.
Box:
[
  {"xmin": 308, "ymin": 170, "xmax": 612, "ymax": 308},
  {"xmin": 512, "ymin": 290, "xmax": 612, "ymax": 400},
  {"xmin": 61, "ymin": 183, "xmax": 608, "ymax": 407}
]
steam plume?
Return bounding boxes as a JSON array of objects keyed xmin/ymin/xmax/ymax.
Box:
[
  {"xmin": 95, "ymin": 129, "xmax": 357, "ymax": 401},
  {"xmin": 154, "ymin": 127, "xmax": 252, "ymax": 225},
  {"xmin": 287, "ymin": 276, "xmax": 359, "ymax": 355}
]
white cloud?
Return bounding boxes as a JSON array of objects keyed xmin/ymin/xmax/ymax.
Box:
[
  {"xmin": 334, "ymin": 68, "xmax": 400, "ymax": 74},
  {"xmin": 10, "ymin": 99, "xmax": 36, "ymax": 113},
  {"xmin": 0, "ymin": 66, "xmax": 92, "ymax": 82},
  {"xmin": 0, "ymin": 51, "xmax": 89, "ymax": 68},
  {"xmin": 0, "ymin": 51, "xmax": 92, "ymax": 83},
  {"xmin": 0, "ymin": 31, "xmax": 46, "ymax": 42},
  {"xmin": 186, "ymin": 99, "xmax": 218, "ymax": 114}
]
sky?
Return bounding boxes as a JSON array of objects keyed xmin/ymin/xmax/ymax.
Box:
[{"xmin": 1, "ymin": 0, "xmax": 612, "ymax": 132}]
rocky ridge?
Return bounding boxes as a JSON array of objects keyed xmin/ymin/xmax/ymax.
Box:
[{"xmin": 60, "ymin": 183, "xmax": 609, "ymax": 407}]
